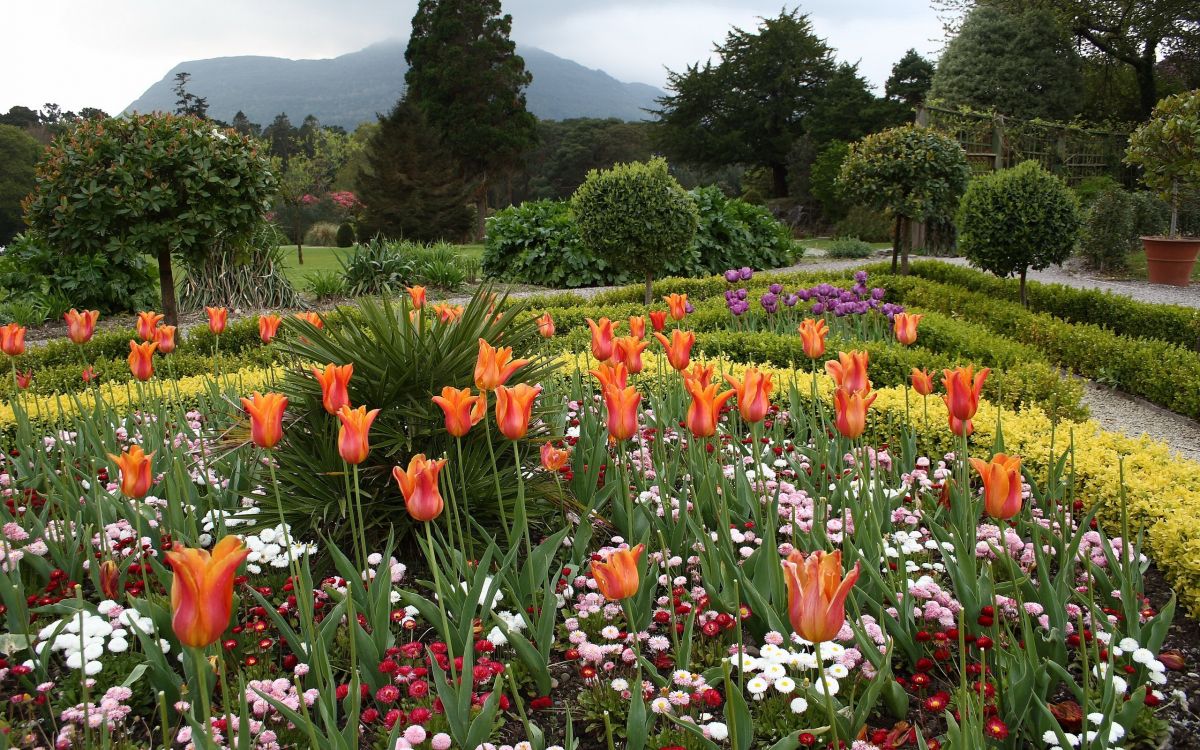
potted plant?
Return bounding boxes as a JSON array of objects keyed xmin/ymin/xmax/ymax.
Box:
[{"xmin": 1125, "ymin": 89, "xmax": 1200, "ymax": 286}]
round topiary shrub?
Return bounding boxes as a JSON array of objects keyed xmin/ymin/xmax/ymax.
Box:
[
  {"xmin": 1079, "ymin": 187, "xmax": 1134, "ymax": 272},
  {"xmin": 571, "ymin": 157, "xmax": 700, "ymax": 303},
  {"xmin": 957, "ymin": 160, "xmax": 1081, "ymax": 305},
  {"xmin": 336, "ymin": 222, "xmax": 356, "ymax": 248}
]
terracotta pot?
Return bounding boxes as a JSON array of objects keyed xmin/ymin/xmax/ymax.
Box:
[{"xmin": 1142, "ymin": 236, "xmax": 1200, "ymax": 286}]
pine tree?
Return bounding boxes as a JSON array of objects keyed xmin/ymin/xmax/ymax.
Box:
[
  {"xmin": 886, "ymin": 49, "xmax": 935, "ymax": 109},
  {"xmin": 172, "ymin": 73, "xmax": 209, "ymax": 119},
  {"xmin": 404, "ymin": 0, "xmax": 537, "ymax": 239},
  {"xmin": 356, "ymin": 101, "xmax": 474, "ymax": 243}
]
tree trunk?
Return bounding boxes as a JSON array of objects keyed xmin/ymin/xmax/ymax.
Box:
[
  {"xmin": 475, "ymin": 177, "xmax": 489, "ymax": 242},
  {"xmin": 905, "ymin": 218, "xmax": 924, "ymax": 276},
  {"xmin": 158, "ymin": 246, "xmax": 178, "ymax": 326},
  {"xmin": 1019, "ymin": 267, "xmax": 1028, "ymax": 309},
  {"xmin": 771, "ymin": 163, "xmax": 788, "ymax": 199},
  {"xmin": 644, "ymin": 272, "xmax": 654, "ymax": 305},
  {"xmin": 891, "ymin": 216, "xmax": 903, "ymax": 273},
  {"xmin": 296, "ymin": 241, "xmax": 304, "ymax": 265},
  {"xmin": 1135, "ymin": 42, "xmax": 1158, "ymax": 120}
]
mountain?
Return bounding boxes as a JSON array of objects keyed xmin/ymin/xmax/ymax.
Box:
[{"xmin": 125, "ymin": 40, "xmax": 663, "ymax": 129}]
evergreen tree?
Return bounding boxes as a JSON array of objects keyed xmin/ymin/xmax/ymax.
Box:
[
  {"xmin": 231, "ymin": 111, "xmax": 261, "ymax": 138},
  {"xmin": 886, "ymin": 49, "xmax": 936, "ymax": 108},
  {"xmin": 405, "ymin": 0, "xmax": 537, "ymax": 239},
  {"xmin": 356, "ymin": 101, "xmax": 474, "ymax": 243},
  {"xmin": 929, "ymin": 6, "xmax": 1086, "ymax": 120},
  {"xmin": 0, "ymin": 124, "xmax": 41, "ymax": 244},
  {"xmin": 172, "ymin": 73, "xmax": 209, "ymax": 119},
  {"xmin": 263, "ymin": 113, "xmax": 296, "ymax": 166},
  {"xmin": 654, "ymin": 8, "xmax": 839, "ymax": 198}
]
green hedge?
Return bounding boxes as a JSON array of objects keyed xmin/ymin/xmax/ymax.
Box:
[
  {"xmin": 881, "ymin": 275, "xmax": 1200, "ymax": 418},
  {"xmin": 890, "ymin": 260, "xmax": 1200, "ymax": 350}
]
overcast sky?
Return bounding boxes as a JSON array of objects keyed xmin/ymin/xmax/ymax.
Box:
[{"xmin": 1, "ymin": 1, "xmax": 945, "ymax": 115}]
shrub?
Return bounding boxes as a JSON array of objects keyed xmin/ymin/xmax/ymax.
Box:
[
  {"xmin": 1078, "ymin": 187, "xmax": 1135, "ymax": 272},
  {"xmin": 0, "ymin": 232, "xmax": 156, "ymax": 314},
  {"xmin": 957, "ymin": 160, "xmax": 1081, "ymax": 305},
  {"xmin": 822, "ymin": 237, "xmax": 876, "ymax": 259},
  {"xmin": 837, "ymin": 125, "xmax": 970, "ymax": 273},
  {"xmin": 572, "ymin": 157, "xmax": 700, "ymax": 303},
  {"xmin": 411, "ymin": 242, "xmax": 467, "ymax": 290},
  {"xmin": 305, "ymin": 271, "xmax": 346, "ymax": 300},
  {"xmin": 22, "ymin": 113, "xmax": 275, "ymax": 322},
  {"xmin": 339, "ymin": 236, "xmax": 417, "ymax": 296},
  {"xmin": 1073, "ymin": 175, "xmax": 1123, "ymax": 207},
  {"xmin": 689, "ymin": 186, "xmax": 798, "ymax": 274},
  {"xmin": 483, "ymin": 200, "xmax": 624, "ymax": 288},
  {"xmin": 335, "ymin": 222, "xmax": 356, "ymax": 248},
  {"xmin": 304, "ymin": 221, "xmax": 340, "ymax": 247},
  {"xmin": 0, "ymin": 124, "xmax": 39, "ymax": 246},
  {"xmin": 1131, "ymin": 191, "xmax": 1170, "ymax": 238},
  {"xmin": 179, "ymin": 223, "xmax": 300, "ymax": 312},
  {"xmin": 1125, "ymin": 89, "xmax": 1200, "ymax": 238},
  {"xmin": 833, "ymin": 205, "xmax": 894, "ymax": 243}
]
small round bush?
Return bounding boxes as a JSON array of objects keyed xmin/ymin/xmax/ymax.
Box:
[
  {"xmin": 822, "ymin": 237, "xmax": 876, "ymax": 258},
  {"xmin": 957, "ymin": 160, "xmax": 1081, "ymax": 305},
  {"xmin": 304, "ymin": 221, "xmax": 340, "ymax": 247},
  {"xmin": 1079, "ymin": 187, "xmax": 1134, "ymax": 272},
  {"xmin": 335, "ymin": 222, "xmax": 356, "ymax": 248},
  {"xmin": 572, "ymin": 157, "xmax": 699, "ymax": 303}
]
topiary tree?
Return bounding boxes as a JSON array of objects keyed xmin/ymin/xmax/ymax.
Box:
[
  {"xmin": 1079, "ymin": 187, "xmax": 1135, "ymax": 272},
  {"xmin": 571, "ymin": 157, "xmax": 700, "ymax": 303},
  {"xmin": 23, "ymin": 113, "xmax": 275, "ymax": 322},
  {"xmin": 837, "ymin": 125, "xmax": 970, "ymax": 274},
  {"xmin": 957, "ymin": 160, "xmax": 1082, "ymax": 306},
  {"xmin": 1125, "ymin": 89, "xmax": 1200, "ymax": 238}
]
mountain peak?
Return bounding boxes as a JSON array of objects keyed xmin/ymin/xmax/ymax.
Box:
[{"xmin": 126, "ymin": 41, "xmax": 662, "ymax": 129}]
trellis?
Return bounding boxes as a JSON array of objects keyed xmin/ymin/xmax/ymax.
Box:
[{"xmin": 915, "ymin": 104, "xmax": 1133, "ymax": 186}]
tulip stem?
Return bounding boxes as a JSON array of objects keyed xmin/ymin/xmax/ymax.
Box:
[
  {"xmin": 482, "ymin": 407, "xmax": 512, "ymax": 546},
  {"xmin": 819, "ymin": 649, "xmax": 841, "ymax": 750},
  {"xmin": 352, "ymin": 463, "xmax": 369, "ymax": 573},
  {"xmin": 454, "ymin": 437, "xmax": 474, "ymax": 560},
  {"xmin": 424, "ymin": 521, "xmax": 458, "ymax": 682},
  {"xmin": 512, "ymin": 441, "xmax": 534, "ymax": 573},
  {"xmin": 217, "ymin": 654, "xmax": 237, "ymax": 747},
  {"xmin": 191, "ymin": 646, "xmax": 212, "ymax": 738}
]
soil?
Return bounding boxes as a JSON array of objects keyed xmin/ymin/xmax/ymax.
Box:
[{"xmin": 1144, "ymin": 563, "xmax": 1200, "ymax": 749}]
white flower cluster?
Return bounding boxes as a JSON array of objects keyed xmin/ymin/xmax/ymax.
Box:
[
  {"xmin": 33, "ymin": 603, "xmax": 164, "ymax": 675},
  {"xmin": 1042, "ymin": 712, "xmax": 1126, "ymax": 748},
  {"xmin": 200, "ymin": 509, "xmax": 317, "ymax": 574},
  {"xmin": 486, "ymin": 611, "xmax": 528, "ymax": 646},
  {"xmin": 726, "ymin": 640, "xmax": 850, "ymax": 703}
]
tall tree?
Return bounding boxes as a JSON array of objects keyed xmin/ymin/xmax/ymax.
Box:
[
  {"xmin": 0, "ymin": 124, "xmax": 41, "ymax": 245},
  {"xmin": 934, "ymin": 0, "xmax": 1199, "ymax": 118},
  {"xmin": 886, "ymin": 49, "xmax": 936, "ymax": 109},
  {"xmin": 172, "ymin": 72, "xmax": 209, "ymax": 119},
  {"xmin": 654, "ymin": 8, "xmax": 838, "ymax": 198},
  {"xmin": 405, "ymin": 0, "xmax": 538, "ymax": 239},
  {"xmin": 263, "ymin": 113, "xmax": 296, "ymax": 166},
  {"xmin": 231, "ymin": 111, "xmax": 261, "ymax": 138},
  {"xmin": 356, "ymin": 101, "xmax": 474, "ymax": 243},
  {"xmin": 929, "ymin": 5, "xmax": 1084, "ymax": 120}
]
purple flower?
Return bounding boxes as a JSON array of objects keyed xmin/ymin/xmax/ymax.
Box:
[
  {"xmin": 739, "ymin": 267, "xmax": 753, "ymax": 281},
  {"xmin": 871, "ymin": 287, "xmax": 885, "ymax": 301},
  {"xmin": 797, "ymin": 289, "xmax": 811, "ymax": 302},
  {"xmin": 760, "ymin": 293, "xmax": 778, "ymax": 313},
  {"xmin": 854, "ymin": 270, "xmax": 868, "ymax": 284},
  {"xmin": 731, "ymin": 300, "xmax": 750, "ymax": 316},
  {"xmin": 685, "ymin": 302, "xmax": 695, "ymax": 314},
  {"xmin": 769, "ymin": 283, "xmax": 783, "ymax": 295},
  {"xmin": 724, "ymin": 269, "xmax": 740, "ymax": 283},
  {"xmin": 811, "ymin": 303, "xmax": 825, "ymax": 315},
  {"xmin": 784, "ymin": 294, "xmax": 798, "ymax": 307},
  {"xmin": 736, "ymin": 289, "xmax": 748, "ymax": 301}
]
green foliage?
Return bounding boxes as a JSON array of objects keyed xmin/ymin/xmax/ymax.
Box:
[
  {"xmin": 356, "ymin": 101, "xmax": 474, "ymax": 243},
  {"xmin": 885, "ymin": 49, "xmax": 935, "ymax": 110},
  {"xmin": 178, "ymin": 223, "xmax": 301, "ymax": 311},
  {"xmin": 0, "ymin": 124, "xmax": 40, "ymax": 245},
  {"xmin": 572, "ymin": 158, "xmax": 700, "ymax": 299},
  {"xmin": 269, "ymin": 288, "xmax": 560, "ymax": 547},
  {"xmin": 823, "ymin": 237, "xmax": 876, "ymax": 259},
  {"xmin": 304, "ymin": 271, "xmax": 346, "ymax": 301},
  {"xmin": 838, "ymin": 125, "xmax": 970, "ymax": 223},
  {"xmin": 1125, "ymin": 89, "xmax": 1200, "ymax": 236},
  {"xmin": 339, "ymin": 237, "xmax": 417, "ymax": 297},
  {"xmin": 22, "ymin": 113, "xmax": 276, "ymax": 319},
  {"xmin": 1079, "ymin": 187, "xmax": 1135, "ymax": 272},
  {"xmin": 304, "ymin": 222, "xmax": 340, "ymax": 247},
  {"xmin": 1131, "ymin": 191, "xmax": 1170, "ymax": 237},
  {"xmin": 0, "ymin": 232, "xmax": 156, "ymax": 314},
  {"xmin": 809, "ymin": 141, "xmax": 850, "ymax": 222},
  {"xmin": 484, "ymin": 200, "xmax": 623, "ymax": 288},
  {"xmin": 516, "ymin": 119, "xmax": 653, "ymax": 201},
  {"xmin": 957, "ymin": 161, "xmax": 1081, "ymax": 298},
  {"xmin": 1073, "ymin": 175, "xmax": 1123, "ymax": 208},
  {"xmin": 834, "ymin": 205, "xmax": 895, "ymax": 243},
  {"xmin": 688, "ymin": 186, "xmax": 798, "ymax": 274},
  {"xmin": 335, "ymin": 222, "xmax": 355, "ymax": 248},
  {"xmin": 928, "ymin": 6, "xmax": 1083, "ymax": 121},
  {"xmin": 408, "ymin": 242, "xmax": 467, "ymax": 290}
]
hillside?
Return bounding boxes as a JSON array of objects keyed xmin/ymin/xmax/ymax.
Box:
[{"xmin": 125, "ymin": 40, "xmax": 663, "ymax": 129}]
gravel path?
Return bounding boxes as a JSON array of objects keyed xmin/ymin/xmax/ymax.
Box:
[{"xmin": 1079, "ymin": 382, "xmax": 1200, "ymax": 463}]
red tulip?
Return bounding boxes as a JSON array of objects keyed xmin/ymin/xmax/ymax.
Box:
[
  {"xmin": 536, "ymin": 313, "xmax": 555, "ymax": 338},
  {"xmin": 649, "ymin": 310, "xmax": 667, "ymax": 333},
  {"xmin": 0, "ymin": 323, "xmax": 25, "ymax": 357},
  {"xmin": 942, "ymin": 365, "xmax": 989, "ymax": 422},
  {"xmin": 474, "ymin": 339, "xmax": 528, "ymax": 391},
  {"xmin": 613, "ymin": 336, "xmax": 649, "ymax": 374},
  {"xmin": 586, "ymin": 318, "xmax": 617, "ymax": 361},
  {"xmin": 127, "ymin": 340, "xmax": 157, "ymax": 381},
  {"xmin": 797, "ymin": 319, "xmax": 828, "ymax": 360},
  {"xmin": 653, "ymin": 329, "xmax": 695, "ymax": 371},
  {"xmin": 540, "ymin": 442, "xmax": 570, "ymax": 472},
  {"xmin": 407, "ymin": 286, "xmax": 427, "ymax": 309},
  {"xmin": 136, "ymin": 312, "xmax": 163, "ymax": 341},
  {"xmin": 258, "ymin": 314, "xmax": 282, "ymax": 344},
  {"xmin": 833, "ymin": 387, "xmax": 876, "ymax": 440},
  {"xmin": 970, "ymin": 453, "xmax": 1023, "ymax": 520},
  {"xmin": 893, "ymin": 313, "xmax": 923, "ymax": 346},
  {"xmin": 591, "ymin": 544, "xmax": 644, "ymax": 601},
  {"xmin": 664, "ymin": 293, "xmax": 688, "ymax": 321},
  {"xmin": 825, "ymin": 351, "xmax": 870, "ymax": 394},
  {"xmin": 684, "ymin": 378, "xmax": 735, "ymax": 438},
  {"xmin": 603, "ymin": 385, "xmax": 642, "ymax": 442},
  {"xmin": 336, "ymin": 405, "xmax": 380, "ymax": 465},
  {"xmin": 590, "ymin": 362, "xmax": 628, "ymax": 394},
  {"xmin": 911, "ymin": 368, "xmax": 934, "ymax": 396},
  {"xmin": 165, "ymin": 537, "xmax": 249, "ymax": 649},
  {"xmin": 627, "ymin": 316, "xmax": 646, "ymax": 341},
  {"xmin": 154, "ymin": 325, "xmax": 176, "ymax": 354},
  {"xmin": 14, "ymin": 370, "xmax": 32, "ymax": 390},
  {"xmin": 725, "ymin": 367, "xmax": 774, "ymax": 423}
]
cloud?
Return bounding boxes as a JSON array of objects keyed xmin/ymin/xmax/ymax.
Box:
[{"xmin": 0, "ymin": 0, "xmax": 942, "ymax": 114}]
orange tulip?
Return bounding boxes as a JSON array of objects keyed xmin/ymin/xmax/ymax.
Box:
[
  {"xmin": 603, "ymin": 385, "xmax": 642, "ymax": 442},
  {"xmin": 392, "ymin": 454, "xmax": 446, "ymax": 522},
  {"xmin": 431, "ymin": 386, "xmax": 486, "ymax": 438},
  {"xmin": 653, "ymin": 329, "xmax": 695, "ymax": 371},
  {"xmin": 781, "ymin": 549, "xmax": 860, "ymax": 643},
  {"xmin": 0, "ymin": 323, "xmax": 26, "ymax": 357},
  {"xmin": 475, "ymin": 339, "xmax": 528, "ymax": 391},
  {"xmin": 664, "ymin": 293, "xmax": 688, "ymax": 321},
  {"xmin": 536, "ymin": 313, "xmax": 555, "ymax": 338},
  {"xmin": 240, "ymin": 392, "xmax": 288, "ymax": 449},
  {"xmin": 258, "ymin": 314, "xmax": 282, "ymax": 344},
  {"xmin": 591, "ymin": 543, "xmax": 644, "ymax": 601},
  {"xmin": 627, "ymin": 315, "xmax": 646, "ymax": 341},
  {"xmin": 154, "ymin": 325, "xmax": 176, "ymax": 354},
  {"xmin": 725, "ymin": 367, "xmax": 774, "ymax": 423},
  {"xmin": 649, "ymin": 310, "xmax": 667, "ymax": 333},
  {"xmin": 797, "ymin": 318, "xmax": 828, "ymax": 360},
  {"xmin": 336, "ymin": 405, "xmax": 380, "ymax": 465},
  {"xmin": 107, "ymin": 444, "xmax": 154, "ymax": 499},
  {"xmin": 312, "ymin": 363, "xmax": 353, "ymax": 415},
  {"xmin": 825, "ymin": 350, "xmax": 870, "ymax": 394},
  {"xmin": 295, "ymin": 311, "xmax": 324, "ymax": 329},
  {"xmin": 407, "ymin": 285, "xmax": 427, "ymax": 309},
  {"xmin": 205, "ymin": 307, "xmax": 228, "ymax": 335},
  {"xmin": 893, "ymin": 312, "xmax": 923, "ymax": 346},
  {"xmin": 15, "ymin": 370, "xmax": 31, "ymax": 389},
  {"xmin": 949, "ymin": 414, "xmax": 974, "ymax": 437},
  {"xmin": 136, "ymin": 312, "xmax": 163, "ymax": 341},
  {"xmin": 98, "ymin": 560, "xmax": 120, "ymax": 600},
  {"xmin": 495, "ymin": 383, "xmax": 541, "ymax": 440},
  {"xmin": 165, "ymin": 536, "xmax": 250, "ymax": 649},
  {"xmin": 64, "ymin": 309, "xmax": 99, "ymax": 345},
  {"xmin": 833, "ymin": 387, "xmax": 876, "ymax": 440},
  {"xmin": 682, "ymin": 362, "xmax": 715, "ymax": 389},
  {"xmin": 684, "ymin": 378, "xmax": 736, "ymax": 438},
  {"xmin": 127, "ymin": 340, "xmax": 157, "ymax": 381},
  {"xmin": 432, "ymin": 303, "xmax": 463, "ymax": 323},
  {"xmin": 590, "ymin": 362, "xmax": 628, "ymax": 394},
  {"xmin": 81, "ymin": 365, "xmax": 98, "ymax": 384},
  {"xmin": 540, "ymin": 442, "xmax": 570, "ymax": 472},
  {"xmin": 970, "ymin": 453, "xmax": 1023, "ymax": 520},
  {"xmin": 614, "ymin": 336, "xmax": 649, "ymax": 374},
  {"xmin": 942, "ymin": 365, "xmax": 990, "ymax": 422},
  {"xmin": 586, "ymin": 318, "xmax": 617, "ymax": 361},
  {"xmin": 911, "ymin": 367, "xmax": 934, "ymax": 396}
]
